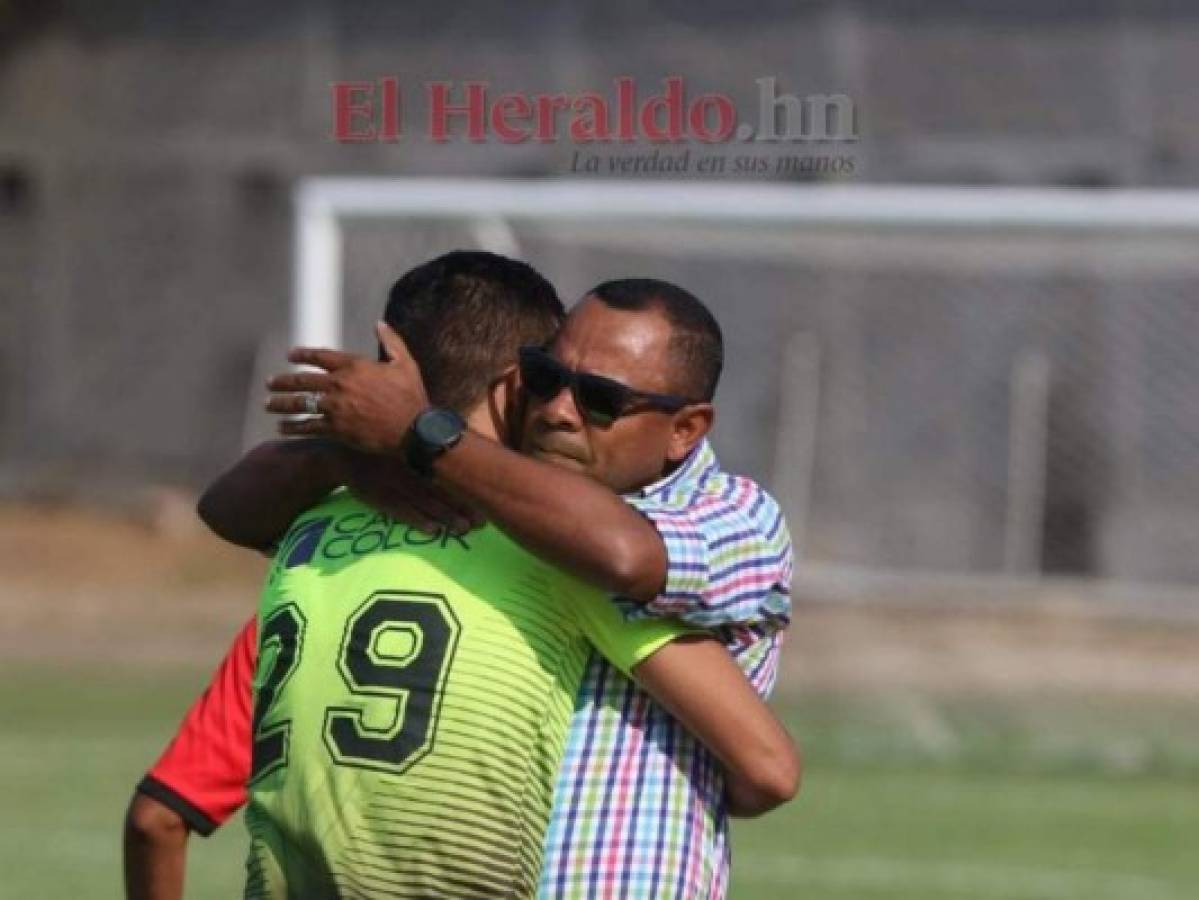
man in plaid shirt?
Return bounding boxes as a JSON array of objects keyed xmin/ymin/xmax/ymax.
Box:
[
  {"xmin": 542, "ymin": 435, "xmax": 790, "ymax": 898},
  {"xmin": 126, "ymin": 271, "xmax": 793, "ymax": 898}
]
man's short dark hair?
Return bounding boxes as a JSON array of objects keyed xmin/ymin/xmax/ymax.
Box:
[
  {"xmin": 382, "ymin": 251, "xmax": 564, "ymax": 413},
  {"xmin": 588, "ymin": 278, "xmax": 723, "ymax": 401}
]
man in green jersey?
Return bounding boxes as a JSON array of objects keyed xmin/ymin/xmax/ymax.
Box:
[
  {"xmin": 246, "ymin": 467, "xmax": 685, "ymax": 897},
  {"xmin": 241, "ymin": 252, "xmax": 797, "ymax": 898}
]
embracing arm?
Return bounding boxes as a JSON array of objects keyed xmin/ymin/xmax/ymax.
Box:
[
  {"xmin": 266, "ymin": 333, "xmax": 670, "ymax": 601},
  {"xmin": 197, "ymin": 438, "xmax": 481, "ymax": 551},
  {"xmin": 632, "ymin": 635, "xmax": 801, "ymax": 816},
  {"xmin": 433, "ymin": 432, "xmax": 668, "ymax": 601},
  {"xmin": 196, "ymin": 439, "xmax": 344, "ymax": 550}
]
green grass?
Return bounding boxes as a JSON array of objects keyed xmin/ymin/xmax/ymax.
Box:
[
  {"xmin": 3, "ymin": 664, "xmax": 1196, "ymax": 899},
  {"xmin": 1, "ymin": 664, "xmax": 246, "ymax": 899},
  {"xmin": 730, "ymin": 770, "xmax": 1197, "ymax": 899}
]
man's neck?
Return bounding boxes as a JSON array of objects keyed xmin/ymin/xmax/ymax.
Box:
[{"xmin": 463, "ymin": 403, "xmax": 500, "ymax": 442}]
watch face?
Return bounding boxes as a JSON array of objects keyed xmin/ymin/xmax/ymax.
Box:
[{"xmin": 419, "ymin": 408, "xmax": 465, "ymax": 446}]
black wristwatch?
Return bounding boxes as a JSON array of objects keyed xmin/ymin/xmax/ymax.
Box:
[{"xmin": 404, "ymin": 407, "xmax": 467, "ymax": 477}]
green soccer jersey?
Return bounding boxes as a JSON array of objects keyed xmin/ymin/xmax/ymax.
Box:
[{"xmin": 244, "ymin": 492, "xmax": 685, "ymax": 899}]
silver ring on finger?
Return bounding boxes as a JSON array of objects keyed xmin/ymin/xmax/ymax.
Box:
[{"xmin": 303, "ymin": 392, "xmax": 323, "ymax": 416}]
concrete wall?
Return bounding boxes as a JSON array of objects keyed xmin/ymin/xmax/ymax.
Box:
[{"xmin": 4, "ymin": 1, "xmax": 1199, "ymax": 578}]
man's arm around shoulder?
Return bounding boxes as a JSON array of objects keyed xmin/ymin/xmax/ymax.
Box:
[{"xmin": 196, "ymin": 439, "xmax": 344, "ymax": 551}]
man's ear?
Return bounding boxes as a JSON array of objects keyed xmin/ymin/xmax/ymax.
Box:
[
  {"xmin": 375, "ymin": 321, "xmax": 407, "ymax": 363},
  {"xmin": 667, "ymin": 403, "xmax": 714, "ymax": 465},
  {"xmin": 487, "ymin": 364, "xmax": 522, "ymax": 450}
]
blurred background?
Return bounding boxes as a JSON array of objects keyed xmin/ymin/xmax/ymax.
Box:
[{"xmin": 1, "ymin": 2, "xmax": 1197, "ymax": 898}]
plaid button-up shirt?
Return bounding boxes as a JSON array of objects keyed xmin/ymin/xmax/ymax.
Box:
[{"xmin": 539, "ymin": 439, "xmax": 793, "ymax": 899}]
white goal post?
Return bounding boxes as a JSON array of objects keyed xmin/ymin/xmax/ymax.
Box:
[{"xmin": 291, "ymin": 178, "xmax": 1199, "ymax": 350}]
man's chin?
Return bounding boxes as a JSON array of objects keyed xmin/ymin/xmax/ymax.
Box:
[{"xmin": 531, "ymin": 447, "xmax": 588, "ymax": 473}]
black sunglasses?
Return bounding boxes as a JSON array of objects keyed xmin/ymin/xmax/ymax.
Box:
[{"xmin": 518, "ymin": 346, "xmax": 695, "ymax": 427}]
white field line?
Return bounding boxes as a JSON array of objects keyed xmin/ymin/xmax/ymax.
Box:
[
  {"xmin": 735, "ymin": 853, "xmax": 1183, "ymax": 899},
  {"xmin": 882, "ymin": 690, "xmax": 963, "ymax": 756}
]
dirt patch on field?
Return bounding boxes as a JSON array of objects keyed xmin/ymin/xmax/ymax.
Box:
[
  {"xmin": 0, "ymin": 501, "xmax": 265, "ymax": 667},
  {"xmin": 3, "ymin": 502, "xmax": 1199, "ymax": 700}
]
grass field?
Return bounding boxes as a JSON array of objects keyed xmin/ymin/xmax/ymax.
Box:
[
  {"xmin": 3, "ymin": 661, "xmax": 1196, "ymax": 900},
  {"xmin": 2, "ymin": 506, "xmax": 1196, "ymax": 899}
]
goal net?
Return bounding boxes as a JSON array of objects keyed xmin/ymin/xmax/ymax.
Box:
[{"xmin": 291, "ymin": 178, "xmax": 1199, "ymax": 618}]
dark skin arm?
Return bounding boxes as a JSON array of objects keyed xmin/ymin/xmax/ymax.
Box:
[
  {"xmin": 197, "ymin": 439, "xmax": 481, "ymax": 551},
  {"xmin": 196, "ymin": 439, "xmax": 343, "ymax": 551},
  {"xmin": 123, "ymin": 794, "xmax": 188, "ymax": 900},
  {"xmin": 265, "ymin": 327, "xmax": 670, "ymax": 601},
  {"xmin": 428, "ymin": 430, "xmax": 668, "ymax": 600}
]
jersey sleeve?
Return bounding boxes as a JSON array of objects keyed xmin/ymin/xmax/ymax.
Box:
[
  {"xmin": 558, "ymin": 573, "xmax": 696, "ymax": 677},
  {"xmin": 137, "ymin": 616, "xmax": 257, "ymax": 835},
  {"xmin": 625, "ymin": 477, "xmax": 793, "ymax": 630}
]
